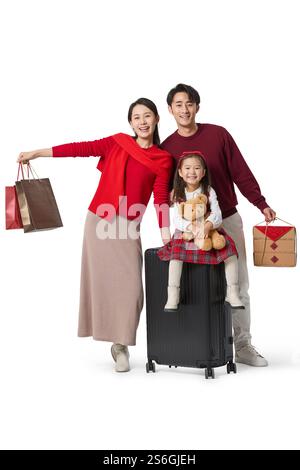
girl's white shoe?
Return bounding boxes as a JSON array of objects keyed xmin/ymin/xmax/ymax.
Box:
[
  {"xmin": 225, "ymin": 285, "xmax": 245, "ymax": 309},
  {"xmin": 164, "ymin": 286, "xmax": 180, "ymax": 312}
]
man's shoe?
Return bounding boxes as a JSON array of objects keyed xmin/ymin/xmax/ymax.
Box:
[
  {"xmin": 235, "ymin": 344, "xmax": 268, "ymax": 367},
  {"xmin": 111, "ymin": 343, "xmax": 130, "ymax": 372}
]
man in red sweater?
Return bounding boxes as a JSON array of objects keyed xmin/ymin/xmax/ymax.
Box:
[{"xmin": 162, "ymin": 83, "xmax": 276, "ymax": 367}]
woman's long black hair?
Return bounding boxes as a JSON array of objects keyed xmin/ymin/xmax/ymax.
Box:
[
  {"xmin": 172, "ymin": 153, "xmax": 211, "ymax": 204},
  {"xmin": 127, "ymin": 98, "xmax": 160, "ymax": 146}
]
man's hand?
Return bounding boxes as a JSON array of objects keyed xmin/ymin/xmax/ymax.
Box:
[{"xmin": 263, "ymin": 207, "xmax": 276, "ymax": 223}]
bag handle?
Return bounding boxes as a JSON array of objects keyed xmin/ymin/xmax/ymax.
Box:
[
  {"xmin": 273, "ymin": 217, "xmax": 294, "ymax": 226},
  {"xmin": 256, "ymin": 217, "xmax": 294, "ymax": 226},
  {"xmin": 17, "ymin": 162, "xmax": 25, "ymax": 181},
  {"xmin": 258, "ymin": 222, "xmax": 269, "ymax": 265},
  {"xmin": 17, "ymin": 162, "xmax": 41, "ymax": 181},
  {"xmin": 27, "ymin": 162, "xmax": 40, "ymax": 180}
]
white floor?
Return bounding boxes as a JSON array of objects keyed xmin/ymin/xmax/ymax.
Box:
[{"xmin": 1, "ymin": 263, "xmax": 299, "ymax": 450}]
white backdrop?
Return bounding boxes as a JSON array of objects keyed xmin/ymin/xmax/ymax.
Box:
[{"xmin": 1, "ymin": 0, "xmax": 299, "ymax": 450}]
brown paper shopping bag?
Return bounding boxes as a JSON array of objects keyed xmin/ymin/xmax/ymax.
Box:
[
  {"xmin": 253, "ymin": 217, "xmax": 297, "ymax": 267},
  {"xmin": 15, "ymin": 163, "xmax": 63, "ymax": 233}
]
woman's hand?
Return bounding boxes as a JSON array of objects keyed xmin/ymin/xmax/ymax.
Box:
[
  {"xmin": 160, "ymin": 227, "xmax": 171, "ymax": 245},
  {"xmin": 17, "ymin": 148, "xmax": 53, "ymax": 163},
  {"xmin": 17, "ymin": 151, "xmax": 39, "ymax": 164}
]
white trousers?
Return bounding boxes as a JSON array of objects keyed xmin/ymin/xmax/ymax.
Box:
[
  {"xmin": 168, "ymin": 256, "xmax": 239, "ymax": 287},
  {"xmin": 221, "ymin": 212, "xmax": 251, "ymax": 349}
]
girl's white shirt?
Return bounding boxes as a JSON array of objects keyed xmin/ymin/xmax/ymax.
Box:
[{"xmin": 173, "ymin": 185, "xmax": 222, "ymax": 232}]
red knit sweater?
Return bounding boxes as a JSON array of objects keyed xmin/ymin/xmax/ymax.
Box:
[
  {"xmin": 52, "ymin": 136, "xmax": 172, "ymax": 228},
  {"xmin": 162, "ymin": 124, "xmax": 269, "ymax": 219}
]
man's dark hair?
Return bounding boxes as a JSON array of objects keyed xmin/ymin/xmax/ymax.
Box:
[{"xmin": 166, "ymin": 83, "xmax": 200, "ymax": 106}]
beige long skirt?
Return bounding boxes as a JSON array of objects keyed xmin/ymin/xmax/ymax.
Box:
[{"xmin": 78, "ymin": 210, "xmax": 144, "ymax": 346}]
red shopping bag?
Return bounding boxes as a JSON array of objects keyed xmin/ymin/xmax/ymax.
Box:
[{"xmin": 5, "ymin": 165, "xmax": 23, "ymax": 229}]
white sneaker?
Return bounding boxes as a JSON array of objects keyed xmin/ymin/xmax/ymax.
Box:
[
  {"xmin": 235, "ymin": 344, "xmax": 268, "ymax": 367},
  {"xmin": 164, "ymin": 286, "xmax": 180, "ymax": 312},
  {"xmin": 225, "ymin": 285, "xmax": 245, "ymax": 309},
  {"xmin": 111, "ymin": 343, "xmax": 130, "ymax": 372}
]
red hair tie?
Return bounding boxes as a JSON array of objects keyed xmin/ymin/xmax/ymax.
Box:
[{"xmin": 178, "ymin": 150, "xmax": 206, "ymax": 163}]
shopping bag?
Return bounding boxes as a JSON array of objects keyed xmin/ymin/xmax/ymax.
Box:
[
  {"xmin": 15, "ymin": 163, "xmax": 63, "ymax": 233},
  {"xmin": 5, "ymin": 184, "xmax": 23, "ymax": 229},
  {"xmin": 253, "ymin": 217, "xmax": 297, "ymax": 267}
]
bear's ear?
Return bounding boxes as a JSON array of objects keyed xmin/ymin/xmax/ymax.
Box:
[{"xmin": 178, "ymin": 202, "xmax": 185, "ymax": 217}]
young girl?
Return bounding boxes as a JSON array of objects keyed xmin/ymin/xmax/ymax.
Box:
[{"xmin": 157, "ymin": 152, "xmax": 244, "ymax": 311}]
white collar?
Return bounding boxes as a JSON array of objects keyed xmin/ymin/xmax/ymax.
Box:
[{"xmin": 185, "ymin": 185, "xmax": 202, "ymax": 196}]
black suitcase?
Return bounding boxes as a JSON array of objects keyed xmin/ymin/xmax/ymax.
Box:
[{"xmin": 145, "ymin": 248, "xmax": 237, "ymax": 379}]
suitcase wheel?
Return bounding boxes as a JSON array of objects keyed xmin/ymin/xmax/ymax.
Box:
[
  {"xmin": 205, "ymin": 367, "xmax": 215, "ymax": 379},
  {"xmin": 227, "ymin": 361, "xmax": 237, "ymax": 374},
  {"xmin": 146, "ymin": 361, "xmax": 156, "ymax": 373}
]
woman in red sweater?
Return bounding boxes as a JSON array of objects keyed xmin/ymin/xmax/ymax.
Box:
[{"xmin": 17, "ymin": 98, "xmax": 173, "ymax": 373}]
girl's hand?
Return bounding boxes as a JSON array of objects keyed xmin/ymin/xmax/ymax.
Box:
[{"xmin": 204, "ymin": 221, "xmax": 213, "ymax": 238}]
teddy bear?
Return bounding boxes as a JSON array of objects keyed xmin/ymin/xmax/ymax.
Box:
[{"xmin": 178, "ymin": 194, "xmax": 226, "ymax": 251}]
